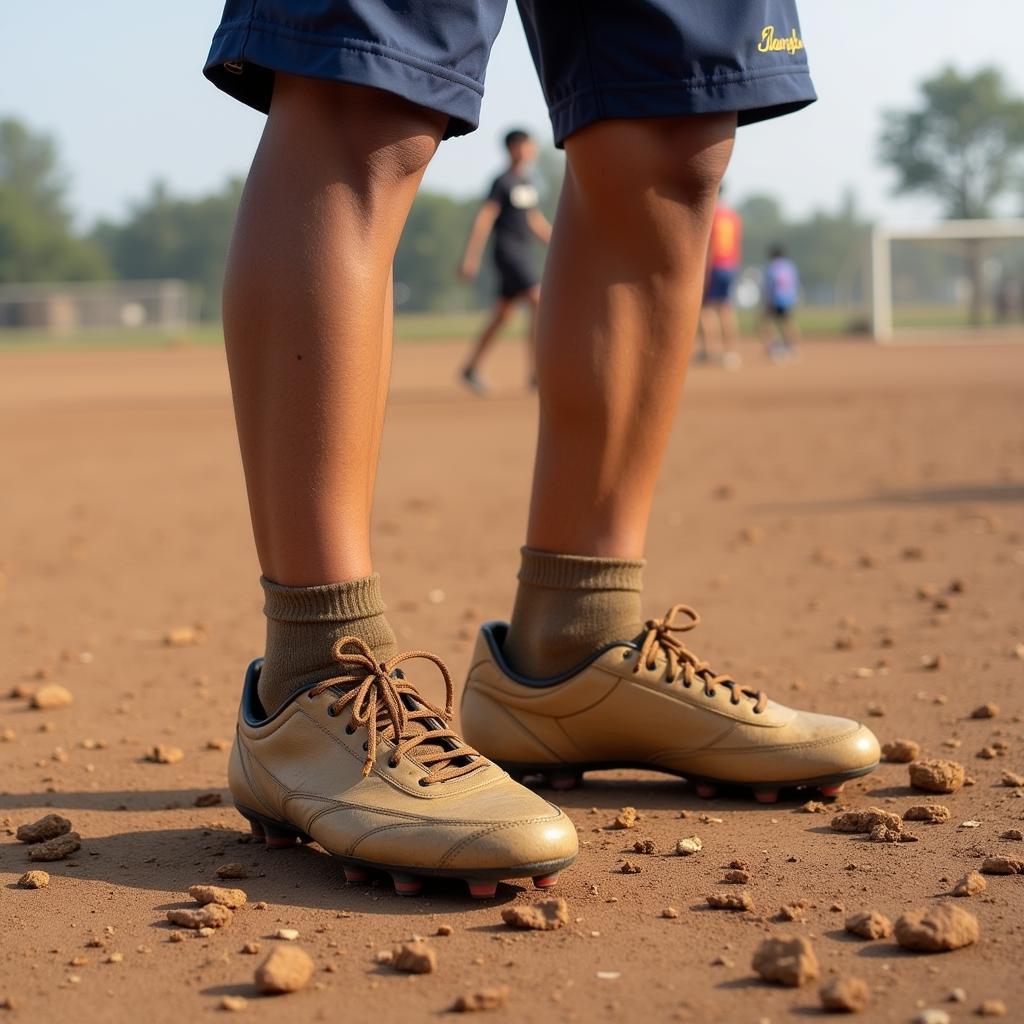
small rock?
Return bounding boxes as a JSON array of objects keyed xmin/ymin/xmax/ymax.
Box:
[
  {"xmin": 895, "ymin": 904, "xmax": 979, "ymax": 951},
  {"xmin": 977, "ymin": 999, "xmax": 1007, "ymax": 1017},
  {"xmin": 632, "ymin": 838, "xmax": 656, "ymax": 854},
  {"xmin": 618, "ymin": 860, "xmax": 642, "ymax": 874},
  {"xmin": 751, "ymin": 936, "xmax": 819, "ymax": 987},
  {"xmin": 17, "ymin": 870, "xmax": 50, "ymax": 889},
  {"xmin": 610, "ymin": 807, "xmax": 638, "ymax": 829},
  {"xmin": 920, "ymin": 654, "xmax": 944, "ymax": 671},
  {"xmin": 706, "ymin": 892, "xmax": 753, "ymax": 911},
  {"xmin": 1001, "ymin": 829, "xmax": 1023, "ymax": 841},
  {"xmin": 435, "ymin": 924, "xmax": 454, "ymax": 937},
  {"xmin": 28, "ymin": 832, "xmax": 81, "ymax": 861},
  {"xmin": 164, "ymin": 626, "xmax": 204, "ymax": 648},
  {"xmin": 980, "ymin": 855, "xmax": 1024, "ymax": 875},
  {"xmin": 844, "ymin": 910, "xmax": 892, "ymax": 940},
  {"xmin": 392, "ymin": 941, "xmax": 436, "ymax": 974},
  {"xmin": 723, "ymin": 869, "xmax": 750, "ymax": 884},
  {"xmin": 660, "ymin": 907, "xmax": 679, "ymax": 919},
  {"xmin": 275, "ymin": 928, "xmax": 300, "ymax": 941},
  {"xmin": 166, "ymin": 905, "xmax": 233, "ymax": 930},
  {"xmin": 952, "ymin": 872, "xmax": 987, "ymax": 896},
  {"xmin": 451, "ymin": 987, "xmax": 509, "ymax": 1013},
  {"xmin": 146, "ymin": 745, "xmax": 184, "ymax": 765},
  {"xmin": 970, "ymin": 703, "xmax": 999, "ymax": 719},
  {"xmin": 777, "ymin": 902, "xmax": 807, "ymax": 922},
  {"xmin": 881, "ymin": 738, "xmax": 920, "ymax": 763},
  {"xmin": 501, "ymin": 898, "xmax": 569, "ymax": 931},
  {"xmin": 870, "ymin": 824, "xmax": 913, "ymax": 843},
  {"xmin": 904, "ymin": 804, "xmax": 951, "ymax": 823},
  {"xmin": 188, "ymin": 885, "xmax": 247, "ymax": 909},
  {"xmin": 830, "ymin": 808, "xmax": 903, "ymax": 834},
  {"xmin": 909, "ymin": 759, "xmax": 965, "ymax": 794},
  {"xmin": 241, "ymin": 942, "xmax": 261, "ymax": 955},
  {"xmin": 216, "ymin": 863, "xmax": 249, "ymax": 879},
  {"xmin": 948, "ymin": 988, "xmax": 967, "ymax": 1003},
  {"xmin": 800, "ymin": 800, "xmax": 828, "ymax": 814},
  {"xmin": 912, "ymin": 1012, "xmax": 950, "ymax": 1024},
  {"xmin": 30, "ymin": 684, "xmax": 73, "ymax": 710},
  {"xmin": 675, "ymin": 836, "xmax": 703, "ymax": 856},
  {"xmin": 16, "ymin": 813, "xmax": 72, "ymax": 844},
  {"xmin": 1000, "ymin": 770, "xmax": 1024, "ymax": 787},
  {"xmin": 820, "ymin": 976, "xmax": 870, "ymax": 1013},
  {"xmin": 254, "ymin": 945, "xmax": 314, "ymax": 993},
  {"xmin": 219, "ymin": 995, "xmax": 247, "ymax": 1012}
]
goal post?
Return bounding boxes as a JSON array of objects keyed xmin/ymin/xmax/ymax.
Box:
[{"xmin": 870, "ymin": 218, "xmax": 1024, "ymax": 341}]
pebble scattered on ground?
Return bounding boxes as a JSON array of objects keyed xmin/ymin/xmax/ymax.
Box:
[
  {"xmin": 952, "ymin": 872, "xmax": 987, "ymax": 896},
  {"xmin": 501, "ymin": 898, "xmax": 569, "ymax": 931},
  {"xmin": 707, "ymin": 892, "xmax": 754, "ymax": 912},
  {"xmin": 17, "ymin": 870, "xmax": 50, "ymax": 889},
  {"xmin": 29, "ymin": 684, "xmax": 73, "ymax": 710},
  {"xmin": 909, "ymin": 759, "xmax": 966, "ymax": 793},
  {"xmin": 392, "ymin": 942, "xmax": 437, "ymax": 974},
  {"xmin": 903, "ymin": 804, "xmax": 951, "ymax": 823},
  {"xmin": 894, "ymin": 904, "xmax": 979, "ymax": 952},
  {"xmin": 820, "ymin": 975, "xmax": 870, "ymax": 1013},
  {"xmin": 254, "ymin": 945, "xmax": 314, "ymax": 993},
  {"xmin": 881, "ymin": 738, "xmax": 920, "ymax": 762},
  {"xmin": 451, "ymin": 987, "xmax": 509, "ymax": 1013},
  {"xmin": 28, "ymin": 832, "xmax": 80, "ymax": 861},
  {"xmin": 166, "ymin": 904, "xmax": 233, "ymax": 930},
  {"xmin": 16, "ymin": 814, "xmax": 72, "ymax": 844},
  {"xmin": 752, "ymin": 936, "xmax": 819, "ymax": 987},
  {"xmin": 844, "ymin": 910, "xmax": 892, "ymax": 940}
]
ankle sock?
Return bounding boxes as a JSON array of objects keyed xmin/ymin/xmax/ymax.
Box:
[
  {"xmin": 257, "ymin": 573, "xmax": 397, "ymax": 715},
  {"xmin": 504, "ymin": 547, "xmax": 645, "ymax": 679}
]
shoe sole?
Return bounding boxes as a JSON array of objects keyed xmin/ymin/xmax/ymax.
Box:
[
  {"xmin": 494, "ymin": 760, "xmax": 880, "ymax": 804},
  {"xmin": 235, "ymin": 804, "xmax": 575, "ymax": 899}
]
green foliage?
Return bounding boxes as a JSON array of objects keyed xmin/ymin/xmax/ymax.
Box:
[
  {"xmin": 879, "ymin": 66, "xmax": 1024, "ymax": 218},
  {"xmin": 91, "ymin": 178, "xmax": 244, "ymax": 319},
  {"xmin": 0, "ymin": 117, "xmax": 109, "ymax": 283}
]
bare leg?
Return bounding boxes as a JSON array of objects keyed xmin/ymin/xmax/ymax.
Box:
[
  {"xmin": 462, "ymin": 298, "xmax": 515, "ymax": 381},
  {"xmin": 526, "ymin": 115, "xmax": 735, "ymax": 558},
  {"xmin": 223, "ymin": 77, "xmax": 445, "ymax": 587}
]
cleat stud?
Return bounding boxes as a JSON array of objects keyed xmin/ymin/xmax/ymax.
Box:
[
  {"xmin": 695, "ymin": 783, "xmax": 717, "ymax": 799},
  {"xmin": 248, "ymin": 820, "xmax": 266, "ymax": 842},
  {"xmin": 547, "ymin": 770, "xmax": 581, "ymax": 792},
  {"xmin": 263, "ymin": 822, "xmax": 300, "ymax": 848},
  {"xmin": 391, "ymin": 873, "xmax": 423, "ymax": 897},
  {"xmin": 466, "ymin": 879, "xmax": 498, "ymax": 899},
  {"xmin": 754, "ymin": 789, "xmax": 779, "ymax": 804},
  {"xmin": 343, "ymin": 865, "xmax": 371, "ymax": 883},
  {"xmin": 532, "ymin": 873, "xmax": 559, "ymax": 890},
  {"xmin": 819, "ymin": 783, "xmax": 844, "ymax": 798}
]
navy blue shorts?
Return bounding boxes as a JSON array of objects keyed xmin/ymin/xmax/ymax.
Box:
[
  {"xmin": 204, "ymin": 1, "xmax": 815, "ymax": 145},
  {"xmin": 704, "ymin": 267, "xmax": 737, "ymax": 303},
  {"xmin": 495, "ymin": 254, "xmax": 538, "ymax": 301}
]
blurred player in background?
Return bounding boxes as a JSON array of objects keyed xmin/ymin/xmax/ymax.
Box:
[
  {"xmin": 459, "ymin": 129, "xmax": 551, "ymax": 394},
  {"xmin": 697, "ymin": 188, "xmax": 743, "ymax": 370},
  {"xmin": 761, "ymin": 244, "xmax": 801, "ymax": 363}
]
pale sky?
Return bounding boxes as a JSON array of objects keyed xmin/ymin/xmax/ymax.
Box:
[{"xmin": 4, "ymin": 1, "xmax": 1024, "ymax": 228}]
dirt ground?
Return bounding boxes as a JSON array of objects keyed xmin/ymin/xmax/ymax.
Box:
[{"xmin": 1, "ymin": 335, "xmax": 1022, "ymax": 1023}]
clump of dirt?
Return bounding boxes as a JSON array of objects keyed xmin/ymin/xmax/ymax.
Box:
[
  {"xmin": 17, "ymin": 870, "xmax": 50, "ymax": 889},
  {"xmin": 970, "ymin": 703, "xmax": 999, "ymax": 719},
  {"xmin": 831, "ymin": 808, "xmax": 903, "ymax": 834},
  {"xmin": 1002, "ymin": 829, "xmax": 1024, "ymax": 841},
  {"xmin": 980, "ymin": 856, "xmax": 1024, "ymax": 875},
  {"xmin": 146, "ymin": 745, "xmax": 184, "ymax": 765},
  {"xmin": 188, "ymin": 885, "xmax": 247, "ymax": 909},
  {"xmin": 820, "ymin": 975, "xmax": 870, "ymax": 1013},
  {"xmin": 800, "ymin": 800, "xmax": 828, "ymax": 813},
  {"xmin": 166, "ymin": 904, "xmax": 233, "ymax": 929},
  {"xmin": 909, "ymin": 759, "xmax": 965, "ymax": 793},
  {"xmin": 723, "ymin": 869, "xmax": 750, "ymax": 884},
  {"xmin": 903, "ymin": 805, "xmax": 951, "ymax": 823},
  {"xmin": 610, "ymin": 807, "xmax": 637, "ymax": 829},
  {"xmin": 619, "ymin": 860, "xmax": 642, "ymax": 874},
  {"xmin": 28, "ymin": 832, "xmax": 80, "ymax": 861},
  {"xmin": 752, "ymin": 936, "xmax": 819, "ymax": 986},
  {"xmin": 1001, "ymin": 770, "xmax": 1024, "ymax": 787},
  {"xmin": 977, "ymin": 999, "xmax": 1007, "ymax": 1017},
  {"xmin": 777, "ymin": 901, "xmax": 808, "ymax": 922},
  {"xmin": 894, "ymin": 904, "xmax": 979, "ymax": 951},
  {"xmin": 501, "ymin": 898, "xmax": 569, "ymax": 931},
  {"xmin": 881, "ymin": 738, "xmax": 920, "ymax": 763},
  {"xmin": 952, "ymin": 872, "xmax": 987, "ymax": 896},
  {"xmin": 392, "ymin": 942, "xmax": 437, "ymax": 974},
  {"xmin": 632, "ymin": 838, "xmax": 657, "ymax": 854},
  {"xmin": 451, "ymin": 987, "xmax": 509, "ymax": 1012},
  {"xmin": 254, "ymin": 945, "xmax": 314, "ymax": 992},
  {"xmin": 706, "ymin": 892, "xmax": 753, "ymax": 911},
  {"xmin": 845, "ymin": 910, "xmax": 892, "ymax": 940},
  {"xmin": 16, "ymin": 814, "xmax": 71, "ymax": 844},
  {"xmin": 660, "ymin": 907, "xmax": 679, "ymax": 919},
  {"xmin": 30, "ymin": 685, "xmax": 73, "ymax": 710},
  {"xmin": 675, "ymin": 836, "xmax": 703, "ymax": 856}
]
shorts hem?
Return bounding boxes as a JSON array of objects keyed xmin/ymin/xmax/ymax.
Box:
[
  {"xmin": 203, "ymin": 18, "xmax": 484, "ymax": 139},
  {"xmin": 549, "ymin": 66, "xmax": 816, "ymax": 146}
]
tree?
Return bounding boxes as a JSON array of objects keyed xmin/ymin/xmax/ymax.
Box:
[
  {"xmin": 879, "ymin": 66, "xmax": 1024, "ymax": 321},
  {"xmin": 0, "ymin": 117, "xmax": 109, "ymax": 283}
]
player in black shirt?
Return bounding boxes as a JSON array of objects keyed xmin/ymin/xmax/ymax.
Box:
[{"xmin": 459, "ymin": 129, "xmax": 551, "ymax": 394}]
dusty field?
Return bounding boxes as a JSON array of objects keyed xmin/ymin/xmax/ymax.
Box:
[{"xmin": 1, "ymin": 336, "xmax": 1022, "ymax": 1023}]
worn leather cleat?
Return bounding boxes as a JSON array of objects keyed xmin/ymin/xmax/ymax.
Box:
[
  {"xmin": 230, "ymin": 637, "xmax": 578, "ymax": 896},
  {"xmin": 461, "ymin": 605, "xmax": 880, "ymax": 798}
]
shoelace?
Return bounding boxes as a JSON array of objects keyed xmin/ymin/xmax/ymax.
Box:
[
  {"xmin": 307, "ymin": 637, "xmax": 481, "ymax": 785},
  {"xmin": 635, "ymin": 604, "xmax": 768, "ymax": 714}
]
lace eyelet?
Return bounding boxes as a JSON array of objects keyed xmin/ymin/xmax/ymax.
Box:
[
  {"xmin": 388, "ymin": 758, "xmax": 399, "ymax": 768},
  {"xmin": 343, "ymin": 722, "xmax": 355, "ymax": 733},
  {"xmin": 706, "ymin": 690, "xmax": 717, "ymax": 698},
  {"xmin": 362, "ymin": 741, "xmax": 368, "ymax": 751},
  {"xmin": 326, "ymin": 707, "xmax": 337, "ymax": 718},
  {"xmin": 418, "ymin": 778, "xmax": 430, "ymax": 787},
  {"xmin": 622, "ymin": 651, "xmax": 632, "ymax": 660}
]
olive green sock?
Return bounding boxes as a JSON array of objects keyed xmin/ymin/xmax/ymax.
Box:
[
  {"xmin": 257, "ymin": 573, "xmax": 397, "ymax": 715},
  {"xmin": 504, "ymin": 547, "xmax": 645, "ymax": 679}
]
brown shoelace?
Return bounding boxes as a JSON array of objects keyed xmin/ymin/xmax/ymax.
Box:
[
  {"xmin": 307, "ymin": 637, "xmax": 481, "ymax": 784},
  {"xmin": 636, "ymin": 604, "xmax": 768, "ymax": 714}
]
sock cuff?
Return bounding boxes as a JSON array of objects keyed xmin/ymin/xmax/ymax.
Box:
[
  {"xmin": 261, "ymin": 573, "xmax": 387, "ymax": 624},
  {"xmin": 517, "ymin": 547, "xmax": 645, "ymax": 592}
]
